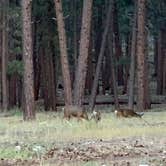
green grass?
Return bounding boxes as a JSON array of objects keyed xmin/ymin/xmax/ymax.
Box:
[{"xmin": 0, "ymin": 109, "xmax": 166, "ymax": 160}]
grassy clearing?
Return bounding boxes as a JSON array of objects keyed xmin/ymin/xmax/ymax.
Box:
[{"xmin": 0, "ymin": 109, "xmax": 166, "ymax": 160}]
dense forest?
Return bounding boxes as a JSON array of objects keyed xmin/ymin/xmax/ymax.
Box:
[{"xmin": 0, "ymin": 0, "xmax": 166, "ymax": 120}]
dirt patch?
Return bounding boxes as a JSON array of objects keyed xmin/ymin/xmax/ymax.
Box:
[{"xmin": 42, "ymin": 137, "xmax": 166, "ymax": 166}]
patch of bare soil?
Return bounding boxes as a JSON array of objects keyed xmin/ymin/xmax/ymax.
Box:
[{"xmin": 42, "ymin": 137, "xmax": 166, "ymax": 166}]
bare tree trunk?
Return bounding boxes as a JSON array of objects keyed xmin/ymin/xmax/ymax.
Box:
[
  {"xmin": 54, "ymin": 0, "xmax": 72, "ymax": 107},
  {"xmin": 123, "ymin": 33, "xmax": 131, "ymax": 94},
  {"xmin": 128, "ymin": 1, "xmax": 137, "ymax": 109},
  {"xmin": 0, "ymin": 1, "xmax": 2, "ymax": 108},
  {"xmin": 89, "ymin": 2, "xmax": 112, "ymax": 111},
  {"xmin": 48, "ymin": 47, "xmax": 56, "ymax": 111},
  {"xmin": 157, "ymin": 30, "xmax": 163, "ymax": 95},
  {"xmin": 136, "ymin": 0, "xmax": 148, "ymax": 111},
  {"xmin": 73, "ymin": 0, "xmax": 78, "ymax": 72},
  {"xmin": 22, "ymin": 0, "xmax": 35, "ymax": 120},
  {"xmin": 163, "ymin": 49, "xmax": 166, "ymax": 95},
  {"xmin": 108, "ymin": 0, "xmax": 119, "ymax": 109},
  {"xmin": 1, "ymin": 0, "xmax": 9, "ymax": 111},
  {"xmin": 9, "ymin": 75, "xmax": 17, "ymax": 108},
  {"xmin": 85, "ymin": 40, "xmax": 93, "ymax": 95},
  {"xmin": 40, "ymin": 47, "xmax": 49, "ymax": 111},
  {"xmin": 113, "ymin": 0, "xmax": 124, "ymax": 86},
  {"xmin": 32, "ymin": 18, "xmax": 40, "ymax": 101},
  {"xmin": 144, "ymin": 27, "xmax": 151, "ymax": 109},
  {"xmin": 73, "ymin": 0, "xmax": 93, "ymax": 108},
  {"xmin": 103, "ymin": 48, "xmax": 112, "ymax": 94},
  {"xmin": 154, "ymin": 36, "xmax": 158, "ymax": 76}
]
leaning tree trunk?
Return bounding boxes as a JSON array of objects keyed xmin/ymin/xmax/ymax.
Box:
[
  {"xmin": 128, "ymin": 0, "xmax": 137, "ymax": 109},
  {"xmin": 1, "ymin": 0, "xmax": 9, "ymax": 111},
  {"xmin": 136, "ymin": 0, "xmax": 149, "ymax": 111},
  {"xmin": 22, "ymin": 0, "xmax": 35, "ymax": 120},
  {"xmin": 73, "ymin": 0, "xmax": 93, "ymax": 108},
  {"xmin": 54, "ymin": 0, "xmax": 72, "ymax": 107},
  {"xmin": 89, "ymin": 2, "xmax": 112, "ymax": 111}
]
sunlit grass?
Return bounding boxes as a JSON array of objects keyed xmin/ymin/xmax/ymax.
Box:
[{"xmin": 0, "ymin": 108, "xmax": 166, "ymax": 160}]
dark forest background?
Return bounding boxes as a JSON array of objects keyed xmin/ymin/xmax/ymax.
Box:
[{"xmin": 0, "ymin": 0, "xmax": 165, "ymax": 120}]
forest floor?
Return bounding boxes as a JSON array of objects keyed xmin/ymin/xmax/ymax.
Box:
[{"xmin": 0, "ymin": 108, "xmax": 166, "ymax": 166}]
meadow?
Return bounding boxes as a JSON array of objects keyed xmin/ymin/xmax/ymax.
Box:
[{"xmin": 0, "ymin": 108, "xmax": 166, "ymax": 165}]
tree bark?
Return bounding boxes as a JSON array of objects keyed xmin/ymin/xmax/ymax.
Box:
[
  {"xmin": 103, "ymin": 47, "xmax": 112, "ymax": 94},
  {"xmin": 157, "ymin": 31, "xmax": 162, "ymax": 94},
  {"xmin": 73, "ymin": 0, "xmax": 93, "ymax": 108},
  {"xmin": 47, "ymin": 46, "xmax": 56, "ymax": 111},
  {"xmin": 32, "ymin": 17, "xmax": 40, "ymax": 101},
  {"xmin": 163, "ymin": 49, "xmax": 166, "ymax": 95},
  {"xmin": 1, "ymin": 0, "xmax": 9, "ymax": 111},
  {"xmin": 40, "ymin": 47, "xmax": 49, "ymax": 111},
  {"xmin": 22, "ymin": 0, "xmax": 35, "ymax": 120},
  {"xmin": 154, "ymin": 36, "xmax": 158, "ymax": 76},
  {"xmin": 73, "ymin": 0, "xmax": 78, "ymax": 72},
  {"xmin": 136, "ymin": 0, "xmax": 149, "ymax": 111},
  {"xmin": 85, "ymin": 40, "xmax": 93, "ymax": 95},
  {"xmin": 89, "ymin": 2, "xmax": 112, "ymax": 111},
  {"xmin": 108, "ymin": 1, "xmax": 119, "ymax": 109},
  {"xmin": 123, "ymin": 33, "xmax": 131, "ymax": 94},
  {"xmin": 113, "ymin": 0, "xmax": 124, "ymax": 86},
  {"xmin": 128, "ymin": 1, "xmax": 137, "ymax": 109},
  {"xmin": 9, "ymin": 75, "xmax": 17, "ymax": 108},
  {"xmin": 0, "ymin": 1, "xmax": 2, "ymax": 108},
  {"xmin": 54, "ymin": 0, "xmax": 72, "ymax": 107}
]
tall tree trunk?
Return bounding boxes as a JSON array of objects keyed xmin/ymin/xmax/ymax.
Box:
[
  {"xmin": 163, "ymin": 49, "xmax": 166, "ymax": 95},
  {"xmin": 89, "ymin": 2, "xmax": 112, "ymax": 111},
  {"xmin": 32, "ymin": 17, "xmax": 40, "ymax": 101},
  {"xmin": 157, "ymin": 27, "xmax": 166, "ymax": 95},
  {"xmin": 157, "ymin": 30, "xmax": 163, "ymax": 95},
  {"xmin": 161, "ymin": 28, "xmax": 166, "ymax": 95},
  {"xmin": 1, "ymin": 0, "xmax": 9, "ymax": 111},
  {"xmin": 73, "ymin": 0, "xmax": 93, "ymax": 108},
  {"xmin": 47, "ymin": 45, "xmax": 56, "ymax": 111},
  {"xmin": 136, "ymin": 0, "xmax": 149, "ymax": 111},
  {"xmin": 54, "ymin": 0, "xmax": 72, "ymax": 107},
  {"xmin": 144, "ymin": 27, "xmax": 151, "ymax": 109},
  {"xmin": 85, "ymin": 40, "xmax": 93, "ymax": 95},
  {"xmin": 73, "ymin": 0, "xmax": 78, "ymax": 72},
  {"xmin": 9, "ymin": 75, "xmax": 17, "ymax": 108},
  {"xmin": 154, "ymin": 36, "xmax": 158, "ymax": 76},
  {"xmin": 17, "ymin": 78, "xmax": 22, "ymax": 108},
  {"xmin": 103, "ymin": 47, "xmax": 112, "ymax": 94},
  {"xmin": 0, "ymin": 2, "xmax": 3, "ymax": 108},
  {"xmin": 40, "ymin": 47, "xmax": 49, "ymax": 111},
  {"xmin": 0, "ymin": 1, "xmax": 2, "ymax": 108},
  {"xmin": 108, "ymin": 0, "xmax": 119, "ymax": 109},
  {"xmin": 113, "ymin": 0, "xmax": 124, "ymax": 86},
  {"xmin": 22, "ymin": 0, "xmax": 35, "ymax": 120},
  {"xmin": 8, "ymin": 53, "xmax": 17, "ymax": 108},
  {"xmin": 128, "ymin": 1, "xmax": 137, "ymax": 109},
  {"xmin": 123, "ymin": 33, "xmax": 131, "ymax": 94}
]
